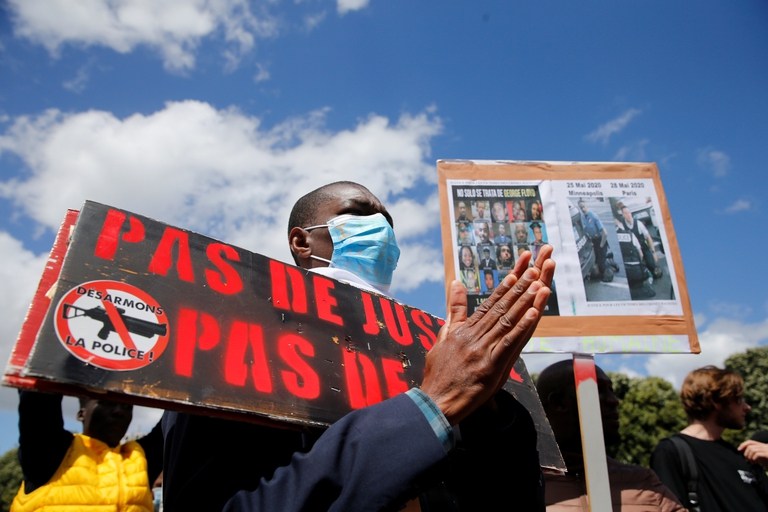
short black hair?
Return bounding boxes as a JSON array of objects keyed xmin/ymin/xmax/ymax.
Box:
[{"xmin": 287, "ymin": 181, "xmax": 366, "ymax": 265}]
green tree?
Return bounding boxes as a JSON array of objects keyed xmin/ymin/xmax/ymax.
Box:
[
  {"xmin": 724, "ymin": 346, "xmax": 768, "ymax": 446},
  {"xmin": 607, "ymin": 372, "xmax": 687, "ymax": 468},
  {"xmin": 0, "ymin": 447, "xmax": 22, "ymax": 512}
]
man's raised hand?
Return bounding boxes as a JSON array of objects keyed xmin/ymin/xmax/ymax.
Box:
[{"xmin": 421, "ymin": 246, "xmax": 555, "ymax": 425}]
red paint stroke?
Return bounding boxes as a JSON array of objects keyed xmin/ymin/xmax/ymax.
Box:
[{"xmin": 573, "ymin": 357, "xmax": 597, "ymax": 385}]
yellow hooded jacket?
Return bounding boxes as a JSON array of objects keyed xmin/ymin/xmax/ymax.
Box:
[{"xmin": 11, "ymin": 433, "xmax": 153, "ymax": 512}]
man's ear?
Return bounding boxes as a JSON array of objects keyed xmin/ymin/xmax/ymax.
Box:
[
  {"xmin": 546, "ymin": 391, "xmax": 572, "ymax": 412},
  {"xmin": 289, "ymin": 227, "xmax": 312, "ymax": 264},
  {"xmin": 76, "ymin": 408, "xmax": 86, "ymax": 422}
]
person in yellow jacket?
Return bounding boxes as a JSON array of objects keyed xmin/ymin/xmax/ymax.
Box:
[{"xmin": 11, "ymin": 390, "xmax": 162, "ymax": 512}]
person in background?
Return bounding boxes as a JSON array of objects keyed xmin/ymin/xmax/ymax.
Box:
[
  {"xmin": 538, "ymin": 361, "xmax": 684, "ymax": 512},
  {"xmin": 652, "ymin": 366, "xmax": 768, "ymax": 511},
  {"xmin": 12, "ymin": 391, "xmax": 162, "ymax": 512},
  {"xmin": 577, "ymin": 199, "xmax": 611, "ymax": 282}
]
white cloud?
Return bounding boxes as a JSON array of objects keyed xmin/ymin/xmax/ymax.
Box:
[
  {"xmin": 584, "ymin": 108, "xmax": 641, "ymax": 145},
  {"xmin": 616, "ymin": 365, "xmax": 642, "ymax": 379},
  {"xmin": 7, "ymin": 0, "xmax": 277, "ymax": 72},
  {"xmin": 612, "ymin": 139, "xmax": 648, "ymax": 162},
  {"xmin": 697, "ymin": 147, "xmax": 731, "ymax": 177},
  {"xmin": 708, "ymin": 300, "xmax": 752, "ymax": 319},
  {"xmin": 304, "ymin": 11, "xmax": 327, "ymax": 32},
  {"xmin": 0, "ymin": 101, "xmax": 442, "ymax": 290},
  {"xmin": 521, "ymin": 353, "xmax": 572, "ymax": 377},
  {"xmin": 645, "ymin": 316, "xmax": 768, "ymax": 388},
  {"xmin": 253, "ymin": 62, "xmax": 270, "ymax": 83},
  {"xmin": 0, "ymin": 233, "xmax": 50, "ymax": 410},
  {"xmin": 62, "ymin": 63, "xmax": 91, "ymax": 93},
  {"xmin": 724, "ymin": 199, "xmax": 751, "ymax": 214},
  {"xmin": 337, "ymin": 0, "xmax": 370, "ymax": 15}
]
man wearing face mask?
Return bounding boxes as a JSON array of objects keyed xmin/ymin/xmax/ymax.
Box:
[{"xmin": 162, "ymin": 181, "xmax": 554, "ymax": 512}]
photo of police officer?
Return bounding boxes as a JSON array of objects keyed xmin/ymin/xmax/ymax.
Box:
[
  {"xmin": 570, "ymin": 197, "xmax": 631, "ymax": 302},
  {"xmin": 610, "ymin": 197, "xmax": 673, "ymax": 301},
  {"xmin": 456, "ymin": 221, "xmax": 475, "ymax": 246}
]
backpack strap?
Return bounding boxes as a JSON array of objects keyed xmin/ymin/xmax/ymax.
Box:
[{"xmin": 668, "ymin": 435, "xmax": 701, "ymax": 512}]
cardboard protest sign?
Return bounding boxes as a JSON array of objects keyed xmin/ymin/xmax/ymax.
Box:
[
  {"xmin": 4, "ymin": 200, "xmax": 564, "ymax": 470},
  {"xmin": 438, "ymin": 160, "xmax": 698, "ymax": 355}
]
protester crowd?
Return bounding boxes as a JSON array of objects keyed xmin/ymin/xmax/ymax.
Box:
[{"xmin": 9, "ymin": 182, "xmax": 768, "ymax": 511}]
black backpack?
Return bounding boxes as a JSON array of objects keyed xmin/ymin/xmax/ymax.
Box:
[{"xmin": 668, "ymin": 435, "xmax": 701, "ymax": 512}]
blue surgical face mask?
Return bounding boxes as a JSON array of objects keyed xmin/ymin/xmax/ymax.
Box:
[{"xmin": 304, "ymin": 213, "xmax": 400, "ymax": 293}]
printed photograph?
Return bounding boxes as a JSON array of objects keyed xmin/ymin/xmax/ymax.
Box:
[
  {"xmin": 512, "ymin": 221, "xmax": 530, "ymax": 245},
  {"xmin": 494, "ymin": 223, "xmax": 512, "ymax": 245},
  {"xmin": 477, "ymin": 246, "xmax": 497, "ymax": 270},
  {"xmin": 496, "ymin": 243, "xmax": 515, "ymax": 269},
  {"xmin": 473, "ymin": 220, "xmax": 493, "ymax": 245},
  {"xmin": 456, "ymin": 220, "xmax": 475, "ymax": 246},
  {"xmin": 461, "ymin": 268, "xmax": 480, "ymax": 295},
  {"xmin": 490, "ymin": 200, "xmax": 508, "ymax": 223},
  {"xmin": 569, "ymin": 196, "xmax": 673, "ymax": 302},
  {"xmin": 458, "ymin": 245, "xmax": 478, "ymax": 271},
  {"xmin": 481, "ymin": 269, "xmax": 497, "ymax": 294},
  {"xmin": 472, "ymin": 200, "xmax": 490, "ymax": 221}
]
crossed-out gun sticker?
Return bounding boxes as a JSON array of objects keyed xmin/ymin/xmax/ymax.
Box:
[{"xmin": 54, "ymin": 280, "xmax": 170, "ymax": 371}]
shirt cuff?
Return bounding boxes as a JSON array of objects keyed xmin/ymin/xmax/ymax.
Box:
[{"xmin": 405, "ymin": 388, "xmax": 455, "ymax": 452}]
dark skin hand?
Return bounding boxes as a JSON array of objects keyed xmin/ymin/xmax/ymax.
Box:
[{"xmin": 421, "ymin": 245, "xmax": 555, "ymax": 425}]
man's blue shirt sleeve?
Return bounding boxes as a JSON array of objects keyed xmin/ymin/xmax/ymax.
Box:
[{"xmin": 405, "ymin": 388, "xmax": 455, "ymax": 452}]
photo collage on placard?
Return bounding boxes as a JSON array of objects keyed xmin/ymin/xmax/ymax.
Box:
[
  {"xmin": 568, "ymin": 195, "xmax": 673, "ymax": 303},
  {"xmin": 454, "ymin": 187, "xmax": 546, "ymax": 301}
]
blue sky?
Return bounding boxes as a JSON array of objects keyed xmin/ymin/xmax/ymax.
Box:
[{"xmin": 1, "ymin": 1, "xmax": 767, "ymax": 452}]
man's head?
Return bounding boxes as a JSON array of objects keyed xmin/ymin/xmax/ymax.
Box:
[
  {"xmin": 537, "ymin": 361, "xmax": 620, "ymax": 457},
  {"xmin": 458, "ymin": 222, "xmax": 473, "ymax": 244},
  {"xmin": 475, "ymin": 222, "xmax": 490, "ymax": 244},
  {"xmin": 492, "ymin": 201, "xmax": 506, "ymax": 223},
  {"xmin": 514, "ymin": 222, "xmax": 528, "ymax": 244},
  {"xmin": 483, "ymin": 247, "xmax": 491, "ymax": 260},
  {"xmin": 475, "ymin": 201, "xmax": 487, "ymax": 219},
  {"xmin": 77, "ymin": 397, "xmax": 133, "ymax": 447},
  {"xmin": 484, "ymin": 270, "xmax": 495, "ymax": 291},
  {"xmin": 578, "ymin": 199, "xmax": 588, "ymax": 215},
  {"xmin": 288, "ymin": 182, "xmax": 393, "ymax": 268},
  {"xmin": 457, "ymin": 201, "xmax": 468, "ymax": 219},
  {"xmin": 531, "ymin": 222, "xmax": 543, "ymax": 243},
  {"xmin": 681, "ymin": 366, "xmax": 749, "ymax": 428},
  {"xmin": 497, "ymin": 223, "xmax": 507, "ymax": 237},
  {"xmin": 498, "ymin": 244, "xmax": 512, "ymax": 264},
  {"xmin": 621, "ymin": 206, "xmax": 634, "ymax": 225}
]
